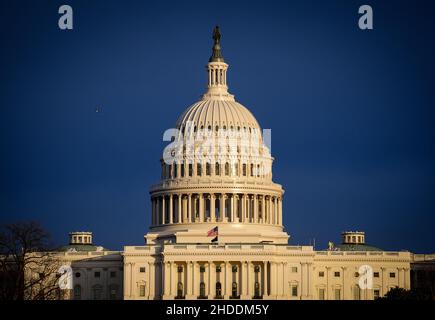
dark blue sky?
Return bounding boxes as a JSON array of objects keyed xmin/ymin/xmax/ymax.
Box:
[{"xmin": 1, "ymin": 0, "xmax": 434, "ymax": 252}]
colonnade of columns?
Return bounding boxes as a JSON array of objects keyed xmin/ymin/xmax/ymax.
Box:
[
  {"xmin": 151, "ymin": 193, "xmax": 282, "ymax": 226},
  {"xmin": 162, "ymin": 261, "xmax": 274, "ymax": 299},
  {"xmin": 161, "ymin": 160, "xmax": 272, "ymax": 180}
]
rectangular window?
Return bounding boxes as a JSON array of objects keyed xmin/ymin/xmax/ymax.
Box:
[
  {"xmin": 373, "ymin": 272, "xmax": 379, "ymax": 278},
  {"xmin": 140, "ymin": 267, "xmax": 146, "ymax": 273},
  {"xmin": 334, "ymin": 289, "xmax": 341, "ymax": 300},
  {"xmin": 319, "ymin": 271, "xmax": 325, "ymax": 277},
  {"xmin": 139, "ymin": 285, "xmax": 145, "ymax": 297},
  {"xmin": 291, "ymin": 267, "xmax": 298, "ymax": 273},
  {"xmin": 389, "ymin": 272, "xmax": 396, "ymax": 278},
  {"xmin": 94, "ymin": 271, "xmax": 100, "ymax": 278},
  {"xmin": 319, "ymin": 289, "xmax": 325, "ymax": 300},
  {"xmin": 291, "ymin": 285, "xmax": 298, "ymax": 297},
  {"xmin": 110, "ymin": 271, "xmax": 116, "ymax": 278},
  {"xmin": 374, "ymin": 289, "xmax": 380, "ymax": 299},
  {"xmin": 334, "ymin": 271, "xmax": 340, "ymax": 277}
]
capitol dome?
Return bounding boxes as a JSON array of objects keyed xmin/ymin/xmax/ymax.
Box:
[{"xmin": 146, "ymin": 26, "xmax": 288, "ymax": 245}]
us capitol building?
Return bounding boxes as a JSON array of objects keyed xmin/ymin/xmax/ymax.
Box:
[{"xmin": 48, "ymin": 27, "xmax": 433, "ymax": 300}]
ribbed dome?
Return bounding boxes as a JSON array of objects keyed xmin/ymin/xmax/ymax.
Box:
[{"xmin": 176, "ymin": 99, "xmax": 261, "ymax": 131}]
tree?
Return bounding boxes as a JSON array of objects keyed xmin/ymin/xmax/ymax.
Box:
[
  {"xmin": 381, "ymin": 286, "xmax": 433, "ymax": 301},
  {"xmin": 0, "ymin": 221, "xmax": 63, "ymax": 300}
]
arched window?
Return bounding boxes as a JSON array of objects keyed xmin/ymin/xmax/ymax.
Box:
[
  {"xmin": 73, "ymin": 285, "xmax": 81, "ymax": 300},
  {"xmin": 206, "ymin": 162, "xmax": 211, "ymax": 176},
  {"xmin": 250, "ymin": 163, "xmax": 254, "ymax": 176},
  {"xmin": 197, "ymin": 163, "xmax": 202, "ymax": 176},
  {"xmin": 173, "ymin": 162, "xmax": 177, "ymax": 178},
  {"xmin": 215, "ymin": 162, "xmax": 220, "ymax": 175},
  {"xmin": 242, "ymin": 164, "xmax": 247, "ymax": 176},
  {"xmin": 225, "ymin": 162, "xmax": 230, "ymax": 176},
  {"xmin": 189, "ymin": 163, "xmax": 193, "ymax": 177}
]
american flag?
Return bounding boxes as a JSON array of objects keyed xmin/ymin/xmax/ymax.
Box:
[{"xmin": 207, "ymin": 226, "xmax": 218, "ymax": 237}]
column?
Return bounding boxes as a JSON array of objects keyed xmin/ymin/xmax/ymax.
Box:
[
  {"xmin": 193, "ymin": 262, "xmax": 199, "ymax": 297},
  {"xmin": 208, "ymin": 262, "xmax": 212, "ymax": 298},
  {"xmin": 225, "ymin": 262, "xmax": 231, "ymax": 299},
  {"xmin": 149, "ymin": 262, "xmax": 155, "ymax": 299},
  {"xmin": 263, "ymin": 261, "xmax": 268, "ymax": 297},
  {"xmin": 163, "ymin": 262, "xmax": 170, "ymax": 298},
  {"xmin": 254, "ymin": 195, "xmax": 258, "ymax": 223},
  {"xmin": 169, "ymin": 195, "xmax": 173, "ymax": 224},
  {"xmin": 241, "ymin": 261, "xmax": 248, "ymax": 298},
  {"xmin": 210, "ymin": 194, "xmax": 216, "ymax": 222},
  {"xmin": 268, "ymin": 197, "xmax": 272, "ymax": 224},
  {"xmin": 210, "ymin": 262, "xmax": 216, "ymax": 298},
  {"xmin": 150, "ymin": 199, "xmax": 154, "ymax": 225},
  {"xmin": 261, "ymin": 195, "xmax": 265, "ymax": 223},
  {"xmin": 241, "ymin": 194, "xmax": 246, "ymax": 223},
  {"xmin": 278, "ymin": 198, "xmax": 282, "ymax": 225},
  {"xmin": 247, "ymin": 262, "xmax": 251, "ymax": 298},
  {"xmin": 270, "ymin": 262, "xmax": 277, "ymax": 297},
  {"xmin": 188, "ymin": 194, "xmax": 192, "ymax": 223},
  {"xmin": 156, "ymin": 197, "xmax": 160, "ymax": 225},
  {"xmin": 186, "ymin": 261, "xmax": 192, "ymax": 298},
  {"xmin": 274, "ymin": 197, "xmax": 278, "ymax": 225},
  {"xmin": 199, "ymin": 194, "xmax": 204, "ymax": 222},
  {"xmin": 161, "ymin": 196, "xmax": 166, "ymax": 225},
  {"xmin": 220, "ymin": 194, "xmax": 225, "ymax": 222},
  {"xmin": 177, "ymin": 194, "xmax": 182, "ymax": 223},
  {"xmin": 230, "ymin": 194, "xmax": 234, "ymax": 222}
]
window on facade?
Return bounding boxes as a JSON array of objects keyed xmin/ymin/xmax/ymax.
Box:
[
  {"xmin": 354, "ymin": 272, "xmax": 359, "ymax": 277},
  {"xmin": 225, "ymin": 162, "xmax": 230, "ymax": 176},
  {"xmin": 319, "ymin": 288, "xmax": 325, "ymax": 300},
  {"xmin": 200, "ymin": 282, "xmax": 206, "ymax": 298},
  {"xmin": 92, "ymin": 285, "xmax": 102, "ymax": 300},
  {"xmin": 389, "ymin": 272, "xmax": 396, "ymax": 278},
  {"xmin": 177, "ymin": 282, "xmax": 184, "ymax": 298},
  {"xmin": 73, "ymin": 285, "xmax": 81, "ymax": 300},
  {"xmin": 110, "ymin": 271, "xmax": 116, "ymax": 278},
  {"xmin": 139, "ymin": 285, "xmax": 146, "ymax": 297},
  {"xmin": 374, "ymin": 289, "xmax": 380, "ymax": 299},
  {"xmin": 250, "ymin": 163, "xmax": 254, "ymax": 176},
  {"xmin": 334, "ymin": 271, "xmax": 340, "ymax": 277},
  {"xmin": 75, "ymin": 272, "xmax": 81, "ymax": 278},
  {"xmin": 109, "ymin": 285, "xmax": 117, "ymax": 300},
  {"xmin": 206, "ymin": 163, "xmax": 211, "ymax": 176},
  {"xmin": 291, "ymin": 285, "xmax": 298, "ymax": 297},
  {"xmin": 94, "ymin": 271, "xmax": 100, "ymax": 278},
  {"xmin": 232, "ymin": 282, "xmax": 238, "ymax": 298},
  {"xmin": 242, "ymin": 164, "xmax": 247, "ymax": 176},
  {"xmin": 374, "ymin": 272, "xmax": 379, "ymax": 278},
  {"xmin": 189, "ymin": 163, "xmax": 193, "ymax": 177},
  {"xmin": 319, "ymin": 271, "xmax": 324, "ymax": 277},
  {"xmin": 197, "ymin": 163, "xmax": 202, "ymax": 176},
  {"xmin": 215, "ymin": 162, "xmax": 220, "ymax": 175},
  {"xmin": 215, "ymin": 282, "xmax": 222, "ymax": 298},
  {"xmin": 140, "ymin": 267, "xmax": 146, "ymax": 273},
  {"xmin": 334, "ymin": 288, "xmax": 341, "ymax": 300},
  {"xmin": 291, "ymin": 267, "xmax": 298, "ymax": 273}
]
